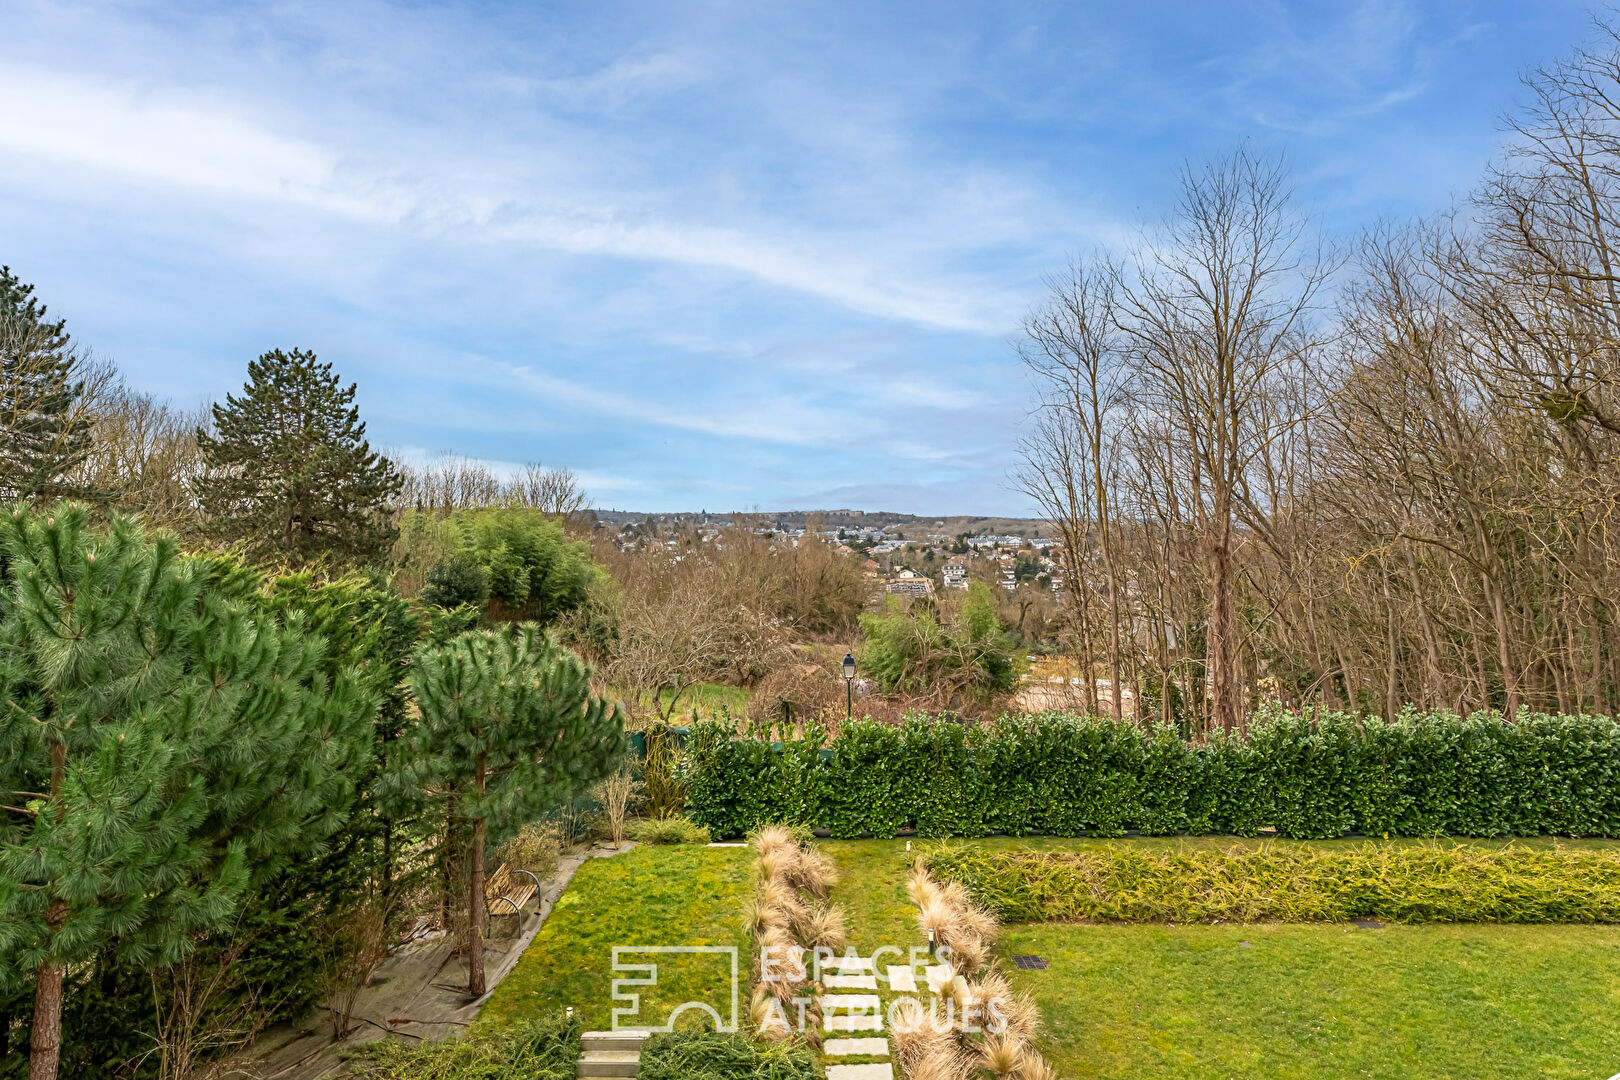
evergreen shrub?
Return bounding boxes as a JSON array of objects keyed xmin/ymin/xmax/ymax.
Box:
[{"xmin": 681, "ymin": 707, "xmax": 1620, "ymax": 839}]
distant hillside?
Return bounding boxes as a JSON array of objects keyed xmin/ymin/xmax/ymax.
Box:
[{"xmin": 589, "ymin": 508, "xmax": 1057, "ymax": 538}]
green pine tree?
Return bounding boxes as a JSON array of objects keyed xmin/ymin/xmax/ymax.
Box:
[
  {"xmin": 0, "ymin": 503, "xmax": 376, "ymax": 1080},
  {"xmin": 392, "ymin": 626, "xmax": 625, "ymax": 995},
  {"xmin": 195, "ymin": 348, "xmax": 402, "ymax": 567},
  {"xmin": 0, "ymin": 268, "xmax": 92, "ymax": 504}
]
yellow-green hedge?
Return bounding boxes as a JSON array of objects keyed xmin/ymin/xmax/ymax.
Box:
[{"xmin": 923, "ymin": 843, "xmax": 1620, "ymax": 923}]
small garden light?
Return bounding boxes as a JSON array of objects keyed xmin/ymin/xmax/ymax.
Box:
[{"xmin": 841, "ymin": 652, "xmax": 856, "ymax": 719}]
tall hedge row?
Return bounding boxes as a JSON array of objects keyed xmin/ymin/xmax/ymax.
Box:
[{"xmin": 678, "ymin": 708, "xmax": 1620, "ymax": 840}]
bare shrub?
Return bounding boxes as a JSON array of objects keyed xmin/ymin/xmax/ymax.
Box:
[
  {"xmin": 497, "ymin": 821, "xmax": 562, "ymax": 878},
  {"xmin": 592, "ymin": 764, "xmax": 641, "ymax": 848}
]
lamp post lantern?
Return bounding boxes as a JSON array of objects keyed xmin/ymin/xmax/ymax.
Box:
[{"xmin": 841, "ymin": 652, "xmax": 856, "ymax": 720}]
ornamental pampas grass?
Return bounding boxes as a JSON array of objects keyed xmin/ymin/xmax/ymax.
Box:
[
  {"xmin": 801, "ymin": 904, "xmax": 849, "ymax": 953},
  {"xmin": 753, "ymin": 824, "xmax": 800, "ymax": 859},
  {"xmin": 1015, "ymin": 1050, "xmax": 1057, "ymax": 1080},
  {"xmin": 978, "ymin": 1035, "xmax": 1025, "ymax": 1079},
  {"xmin": 908, "ymin": 1045, "xmax": 972, "ymax": 1080}
]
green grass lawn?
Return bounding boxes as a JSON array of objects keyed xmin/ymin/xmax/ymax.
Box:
[
  {"xmin": 609, "ymin": 683, "xmax": 754, "ymax": 725},
  {"xmin": 480, "ymin": 844, "xmax": 753, "ymax": 1032},
  {"xmin": 1004, "ymin": 921, "xmax": 1620, "ymax": 1080},
  {"xmin": 821, "ymin": 837, "xmax": 1620, "ymax": 1079}
]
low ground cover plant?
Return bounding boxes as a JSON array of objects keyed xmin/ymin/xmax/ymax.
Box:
[
  {"xmin": 925, "ymin": 842, "xmax": 1620, "ymax": 923},
  {"xmin": 637, "ymin": 1031, "xmax": 817, "ymax": 1080},
  {"xmin": 349, "ymin": 1010, "xmax": 582, "ymax": 1080},
  {"xmin": 683, "ymin": 708, "xmax": 1620, "ymax": 839}
]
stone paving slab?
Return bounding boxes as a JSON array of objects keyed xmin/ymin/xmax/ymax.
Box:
[
  {"xmin": 820, "ymin": 993, "xmax": 882, "ymax": 1012},
  {"xmin": 826, "ymin": 1065, "xmax": 894, "ymax": 1080},
  {"xmin": 924, "ymin": 964, "xmax": 954, "ymax": 994},
  {"xmin": 825, "ymin": 1013, "xmax": 884, "ymax": 1032},
  {"xmin": 885, "ymin": 965, "xmax": 917, "ymax": 992},
  {"xmin": 825, "ymin": 973, "xmax": 879, "ymax": 989},
  {"xmin": 824, "ymin": 1038, "xmax": 890, "ymax": 1057}
]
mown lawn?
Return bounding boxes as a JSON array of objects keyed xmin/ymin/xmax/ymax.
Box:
[
  {"xmin": 609, "ymin": 683, "xmax": 754, "ymax": 725},
  {"xmin": 822, "ymin": 837, "xmax": 1620, "ymax": 1079},
  {"xmin": 1005, "ymin": 921, "xmax": 1620, "ymax": 1080},
  {"xmin": 479, "ymin": 844, "xmax": 753, "ymax": 1032}
]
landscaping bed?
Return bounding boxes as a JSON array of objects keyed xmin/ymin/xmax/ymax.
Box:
[{"xmin": 924, "ymin": 841, "xmax": 1620, "ymax": 923}]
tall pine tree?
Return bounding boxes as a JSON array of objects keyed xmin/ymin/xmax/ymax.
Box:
[
  {"xmin": 0, "ymin": 268, "xmax": 92, "ymax": 504},
  {"xmin": 0, "ymin": 504, "xmax": 376, "ymax": 1080},
  {"xmin": 392, "ymin": 626, "xmax": 624, "ymax": 995},
  {"xmin": 195, "ymin": 348, "xmax": 402, "ymax": 566}
]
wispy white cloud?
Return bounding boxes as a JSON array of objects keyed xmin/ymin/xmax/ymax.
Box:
[
  {"xmin": 0, "ymin": 61, "xmax": 1030, "ymax": 333},
  {"xmin": 0, "ymin": 0, "xmax": 1592, "ymax": 515}
]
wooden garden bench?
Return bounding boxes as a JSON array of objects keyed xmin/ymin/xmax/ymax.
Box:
[{"xmin": 483, "ymin": 863, "xmax": 542, "ymax": 936}]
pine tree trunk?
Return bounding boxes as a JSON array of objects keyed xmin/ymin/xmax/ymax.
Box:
[
  {"xmin": 29, "ymin": 957, "xmax": 64, "ymax": 1080},
  {"xmin": 467, "ymin": 754, "xmax": 487, "ymax": 997}
]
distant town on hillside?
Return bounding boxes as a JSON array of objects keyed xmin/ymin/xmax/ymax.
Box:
[{"xmin": 589, "ymin": 508, "xmax": 1056, "ymax": 538}]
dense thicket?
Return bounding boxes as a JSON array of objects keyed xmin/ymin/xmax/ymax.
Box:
[
  {"xmin": 859, "ymin": 580, "xmax": 1017, "ymax": 709},
  {"xmin": 682, "ymin": 709, "xmax": 1620, "ymax": 841},
  {"xmin": 1021, "ymin": 25, "xmax": 1620, "ymax": 732}
]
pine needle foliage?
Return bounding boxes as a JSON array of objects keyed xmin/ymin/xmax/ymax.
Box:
[
  {"xmin": 195, "ymin": 347, "xmax": 402, "ymax": 567},
  {"xmin": 0, "ymin": 502, "xmax": 375, "ymax": 1077},
  {"xmin": 0, "ymin": 267, "xmax": 92, "ymax": 504},
  {"xmin": 391, "ymin": 625, "xmax": 625, "ymax": 993}
]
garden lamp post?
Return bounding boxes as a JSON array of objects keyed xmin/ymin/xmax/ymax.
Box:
[{"xmin": 841, "ymin": 652, "xmax": 856, "ymax": 719}]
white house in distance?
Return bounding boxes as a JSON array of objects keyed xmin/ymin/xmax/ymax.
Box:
[{"xmin": 942, "ymin": 556, "xmax": 969, "ymax": 590}]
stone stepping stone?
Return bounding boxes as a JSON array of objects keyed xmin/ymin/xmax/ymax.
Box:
[
  {"xmin": 825, "ymin": 1013, "xmax": 883, "ymax": 1032},
  {"xmin": 820, "ymin": 994, "xmax": 881, "ymax": 1013},
  {"xmin": 829, "ymin": 954, "xmax": 875, "ymax": 973},
  {"xmin": 825, "ymin": 973, "xmax": 879, "ymax": 989},
  {"xmin": 826, "ymin": 1065, "xmax": 893, "ymax": 1080},
  {"xmin": 924, "ymin": 964, "xmax": 954, "ymax": 994},
  {"xmin": 824, "ymin": 1038, "xmax": 890, "ymax": 1057},
  {"xmin": 885, "ymin": 965, "xmax": 917, "ymax": 992}
]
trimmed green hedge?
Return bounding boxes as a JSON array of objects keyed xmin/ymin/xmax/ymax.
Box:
[
  {"xmin": 680, "ymin": 708, "xmax": 1620, "ymax": 840},
  {"xmin": 922, "ymin": 843, "xmax": 1620, "ymax": 923}
]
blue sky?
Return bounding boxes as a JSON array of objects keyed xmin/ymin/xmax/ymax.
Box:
[{"xmin": 0, "ymin": 0, "xmax": 1597, "ymax": 515}]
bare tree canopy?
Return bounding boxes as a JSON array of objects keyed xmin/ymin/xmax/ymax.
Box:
[{"xmin": 1021, "ymin": 30, "xmax": 1620, "ymax": 730}]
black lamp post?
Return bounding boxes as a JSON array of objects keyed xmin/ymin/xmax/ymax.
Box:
[{"xmin": 841, "ymin": 652, "xmax": 856, "ymax": 720}]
